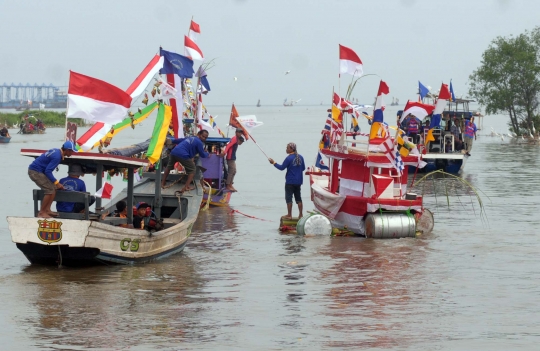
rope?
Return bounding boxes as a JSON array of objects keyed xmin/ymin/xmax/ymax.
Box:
[
  {"xmin": 200, "ymin": 180, "xmax": 212, "ymax": 211},
  {"xmin": 229, "ymin": 209, "xmax": 274, "ymax": 222},
  {"xmin": 162, "ymin": 175, "xmax": 185, "ymax": 189},
  {"xmin": 174, "ymin": 191, "xmax": 184, "ymax": 221}
]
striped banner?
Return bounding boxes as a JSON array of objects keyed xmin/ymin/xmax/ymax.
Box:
[{"xmin": 147, "ymin": 104, "xmax": 173, "ymax": 164}]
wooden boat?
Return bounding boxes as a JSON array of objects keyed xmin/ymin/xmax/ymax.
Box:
[
  {"xmin": 307, "ymin": 139, "xmax": 434, "ymax": 238},
  {"xmin": 0, "ymin": 135, "xmax": 11, "ymax": 143},
  {"xmin": 201, "ymin": 137, "xmax": 233, "ymax": 206},
  {"xmin": 7, "ymin": 149, "xmax": 204, "ymax": 266}
]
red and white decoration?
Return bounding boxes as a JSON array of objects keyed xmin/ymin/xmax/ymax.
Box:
[
  {"xmin": 95, "ymin": 182, "xmax": 113, "ymax": 199},
  {"xmin": 185, "ymin": 35, "xmax": 204, "ymax": 60},
  {"xmin": 339, "ymin": 44, "xmax": 363, "ymax": 77}
]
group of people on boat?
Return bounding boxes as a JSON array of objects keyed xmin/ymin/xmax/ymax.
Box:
[
  {"xmin": 0, "ymin": 125, "xmax": 10, "ymax": 138},
  {"xmin": 398, "ymin": 111, "xmax": 478, "ymax": 156},
  {"xmin": 18, "ymin": 116, "xmax": 46, "ymax": 134}
]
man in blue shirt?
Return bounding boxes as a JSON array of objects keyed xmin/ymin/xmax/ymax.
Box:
[
  {"xmin": 268, "ymin": 142, "xmax": 306, "ymax": 219},
  {"xmin": 56, "ymin": 164, "xmax": 96, "ymax": 213},
  {"xmin": 28, "ymin": 140, "xmax": 77, "ymax": 218},
  {"xmin": 161, "ymin": 129, "xmax": 210, "ymax": 192}
]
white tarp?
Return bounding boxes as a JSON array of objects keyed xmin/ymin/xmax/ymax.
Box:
[{"xmin": 311, "ymin": 183, "xmax": 346, "ymax": 219}]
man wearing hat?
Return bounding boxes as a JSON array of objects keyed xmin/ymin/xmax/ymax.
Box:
[
  {"xmin": 28, "ymin": 140, "xmax": 77, "ymax": 218},
  {"xmin": 56, "ymin": 164, "xmax": 96, "ymax": 213},
  {"xmin": 220, "ymin": 128, "xmax": 245, "ymax": 192}
]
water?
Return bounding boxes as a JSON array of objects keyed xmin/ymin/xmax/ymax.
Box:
[{"xmin": 1, "ymin": 106, "xmax": 539, "ymax": 350}]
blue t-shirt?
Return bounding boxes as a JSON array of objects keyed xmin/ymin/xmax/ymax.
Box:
[
  {"xmin": 171, "ymin": 136, "xmax": 209, "ymax": 159},
  {"xmin": 274, "ymin": 154, "xmax": 306, "ymax": 185},
  {"xmin": 28, "ymin": 148, "xmax": 62, "ymax": 183},
  {"xmin": 56, "ymin": 176, "xmax": 87, "ymax": 212}
]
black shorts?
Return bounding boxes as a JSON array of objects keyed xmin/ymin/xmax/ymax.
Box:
[{"xmin": 285, "ymin": 184, "xmax": 302, "ymax": 204}]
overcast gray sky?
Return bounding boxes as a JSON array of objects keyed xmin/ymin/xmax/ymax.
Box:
[{"xmin": 1, "ymin": 0, "xmax": 539, "ymax": 106}]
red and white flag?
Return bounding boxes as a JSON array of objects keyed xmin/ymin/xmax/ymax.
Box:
[
  {"xmin": 400, "ymin": 100, "xmax": 435, "ymax": 124},
  {"xmin": 95, "ymin": 182, "xmax": 113, "ymax": 199},
  {"xmin": 125, "ymin": 54, "xmax": 164, "ymax": 100},
  {"xmin": 167, "ymin": 74, "xmax": 184, "ymax": 138},
  {"xmin": 185, "ymin": 35, "xmax": 204, "ymax": 60},
  {"xmin": 339, "ymin": 44, "xmax": 363, "ymax": 77},
  {"xmin": 67, "ymin": 71, "xmax": 132, "ymax": 125},
  {"xmin": 330, "ymin": 120, "xmax": 343, "ymax": 144},
  {"xmin": 188, "ymin": 20, "xmax": 201, "ymax": 42}
]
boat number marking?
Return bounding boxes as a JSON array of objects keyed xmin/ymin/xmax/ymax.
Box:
[{"xmin": 120, "ymin": 238, "xmax": 141, "ymax": 252}]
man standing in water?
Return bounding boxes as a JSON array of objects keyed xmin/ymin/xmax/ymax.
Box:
[
  {"xmin": 161, "ymin": 129, "xmax": 210, "ymax": 192},
  {"xmin": 268, "ymin": 142, "xmax": 306, "ymax": 219},
  {"xmin": 463, "ymin": 117, "xmax": 477, "ymax": 156},
  {"xmin": 220, "ymin": 128, "xmax": 245, "ymax": 192},
  {"xmin": 28, "ymin": 141, "xmax": 77, "ymax": 218}
]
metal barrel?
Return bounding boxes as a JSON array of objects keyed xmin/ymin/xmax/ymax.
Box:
[
  {"xmin": 296, "ymin": 214, "xmax": 332, "ymax": 236},
  {"xmin": 364, "ymin": 213, "xmax": 416, "ymax": 239}
]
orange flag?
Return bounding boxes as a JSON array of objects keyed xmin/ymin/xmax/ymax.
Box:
[{"xmin": 229, "ymin": 104, "xmax": 250, "ymax": 140}]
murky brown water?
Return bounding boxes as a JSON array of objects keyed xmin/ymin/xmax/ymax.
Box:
[{"xmin": 1, "ymin": 106, "xmax": 539, "ymax": 350}]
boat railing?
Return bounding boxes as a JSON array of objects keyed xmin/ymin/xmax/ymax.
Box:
[{"xmin": 33, "ymin": 189, "xmax": 92, "ymax": 220}]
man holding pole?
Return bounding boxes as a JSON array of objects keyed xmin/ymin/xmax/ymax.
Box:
[{"xmin": 268, "ymin": 142, "xmax": 306, "ymax": 219}]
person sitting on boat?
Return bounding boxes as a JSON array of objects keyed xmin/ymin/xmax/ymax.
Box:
[
  {"xmin": 463, "ymin": 117, "xmax": 477, "ymax": 156},
  {"xmin": 56, "ymin": 164, "xmax": 96, "ymax": 214},
  {"xmin": 445, "ymin": 140, "xmax": 453, "ymax": 153},
  {"xmin": 28, "ymin": 122, "xmax": 35, "ymax": 132},
  {"xmin": 161, "ymin": 129, "xmax": 210, "ymax": 192},
  {"xmin": 406, "ymin": 115, "xmax": 421, "ymax": 144},
  {"xmin": 268, "ymin": 142, "xmax": 306, "ymax": 219},
  {"xmin": 0, "ymin": 125, "xmax": 9, "ymax": 137},
  {"xmin": 113, "ymin": 200, "xmax": 133, "ymax": 228},
  {"xmin": 28, "ymin": 140, "xmax": 77, "ymax": 218},
  {"xmin": 219, "ymin": 128, "xmax": 245, "ymax": 192}
]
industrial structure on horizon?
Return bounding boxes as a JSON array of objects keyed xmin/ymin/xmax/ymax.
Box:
[{"xmin": 0, "ymin": 83, "xmax": 67, "ymax": 110}]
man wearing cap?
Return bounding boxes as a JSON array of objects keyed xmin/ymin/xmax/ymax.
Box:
[
  {"xmin": 268, "ymin": 142, "xmax": 306, "ymax": 219},
  {"xmin": 161, "ymin": 129, "xmax": 210, "ymax": 192},
  {"xmin": 56, "ymin": 164, "xmax": 96, "ymax": 214},
  {"xmin": 28, "ymin": 141, "xmax": 77, "ymax": 218},
  {"xmin": 219, "ymin": 128, "xmax": 245, "ymax": 192}
]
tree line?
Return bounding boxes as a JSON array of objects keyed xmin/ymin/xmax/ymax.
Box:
[
  {"xmin": 469, "ymin": 27, "xmax": 540, "ymax": 136},
  {"xmin": 0, "ymin": 110, "xmax": 87, "ymax": 128}
]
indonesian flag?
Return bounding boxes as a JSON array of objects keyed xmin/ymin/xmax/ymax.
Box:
[
  {"xmin": 185, "ymin": 35, "xmax": 204, "ymax": 60},
  {"xmin": 400, "ymin": 100, "xmax": 435, "ymax": 124},
  {"xmin": 95, "ymin": 182, "xmax": 113, "ymax": 199},
  {"xmin": 339, "ymin": 44, "xmax": 363, "ymax": 77},
  {"xmin": 76, "ymin": 55, "xmax": 164, "ymax": 150},
  {"xmin": 188, "ymin": 20, "xmax": 201, "ymax": 42},
  {"xmin": 67, "ymin": 71, "xmax": 132, "ymax": 125}
]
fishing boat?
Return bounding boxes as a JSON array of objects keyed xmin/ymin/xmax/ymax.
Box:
[
  {"xmin": 256, "ymin": 99, "xmax": 261, "ymax": 107},
  {"xmin": 0, "ymin": 136, "xmax": 11, "ymax": 143},
  {"xmin": 307, "ymin": 140, "xmax": 434, "ymax": 238},
  {"xmin": 7, "ymin": 147, "xmax": 205, "ymax": 266},
  {"xmin": 283, "ymin": 98, "xmax": 300, "ymax": 107},
  {"xmin": 390, "ymin": 97, "xmax": 399, "ymax": 106},
  {"xmin": 201, "ymin": 137, "xmax": 234, "ymax": 206}
]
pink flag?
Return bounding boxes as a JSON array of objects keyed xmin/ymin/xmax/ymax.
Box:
[
  {"xmin": 188, "ymin": 20, "xmax": 201, "ymax": 42},
  {"xmin": 185, "ymin": 36, "xmax": 204, "ymax": 60},
  {"xmin": 95, "ymin": 182, "xmax": 113, "ymax": 199},
  {"xmin": 339, "ymin": 44, "xmax": 363, "ymax": 77}
]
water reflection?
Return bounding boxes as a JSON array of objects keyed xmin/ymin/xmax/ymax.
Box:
[{"xmin": 318, "ymin": 238, "xmax": 429, "ymax": 349}]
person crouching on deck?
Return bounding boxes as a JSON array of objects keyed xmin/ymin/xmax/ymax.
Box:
[
  {"xmin": 268, "ymin": 142, "xmax": 306, "ymax": 219},
  {"xmin": 56, "ymin": 164, "xmax": 96, "ymax": 214},
  {"xmin": 220, "ymin": 128, "xmax": 245, "ymax": 192},
  {"xmin": 28, "ymin": 141, "xmax": 77, "ymax": 218},
  {"xmin": 161, "ymin": 129, "xmax": 210, "ymax": 192}
]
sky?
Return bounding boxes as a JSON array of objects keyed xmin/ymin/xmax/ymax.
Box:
[{"xmin": 1, "ymin": 0, "xmax": 539, "ymax": 106}]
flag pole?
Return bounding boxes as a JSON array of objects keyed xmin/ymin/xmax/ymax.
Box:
[
  {"xmin": 247, "ymin": 133, "xmax": 270, "ymax": 159},
  {"xmin": 64, "ymin": 73, "xmax": 70, "ymax": 141}
]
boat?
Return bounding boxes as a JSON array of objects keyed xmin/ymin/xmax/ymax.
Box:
[
  {"xmin": 17, "ymin": 116, "xmax": 46, "ymax": 134},
  {"xmin": 7, "ymin": 146, "xmax": 205, "ymax": 266},
  {"xmin": 283, "ymin": 98, "xmax": 300, "ymax": 107},
  {"xmin": 256, "ymin": 99, "xmax": 261, "ymax": 107},
  {"xmin": 307, "ymin": 140, "xmax": 434, "ymax": 238},
  {"xmin": 390, "ymin": 97, "xmax": 399, "ymax": 106},
  {"xmin": 0, "ymin": 135, "xmax": 11, "ymax": 143},
  {"xmin": 201, "ymin": 137, "xmax": 234, "ymax": 206},
  {"xmin": 408, "ymin": 98, "xmax": 475, "ymax": 174}
]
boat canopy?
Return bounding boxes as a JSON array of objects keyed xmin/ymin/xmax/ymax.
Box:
[{"xmin": 21, "ymin": 149, "xmax": 148, "ymax": 170}]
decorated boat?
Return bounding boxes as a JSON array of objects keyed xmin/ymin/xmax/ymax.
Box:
[
  {"xmin": 0, "ymin": 135, "xmax": 11, "ymax": 143},
  {"xmin": 7, "ymin": 145, "xmax": 204, "ymax": 266},
  {"xmin": 201, "ymin": 137, "xmax": 233, "ymax": 206}
]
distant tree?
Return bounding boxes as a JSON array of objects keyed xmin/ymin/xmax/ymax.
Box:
[{"xmin": 469, "ymin": 28, "xmax": 540, "ymax": 135}]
